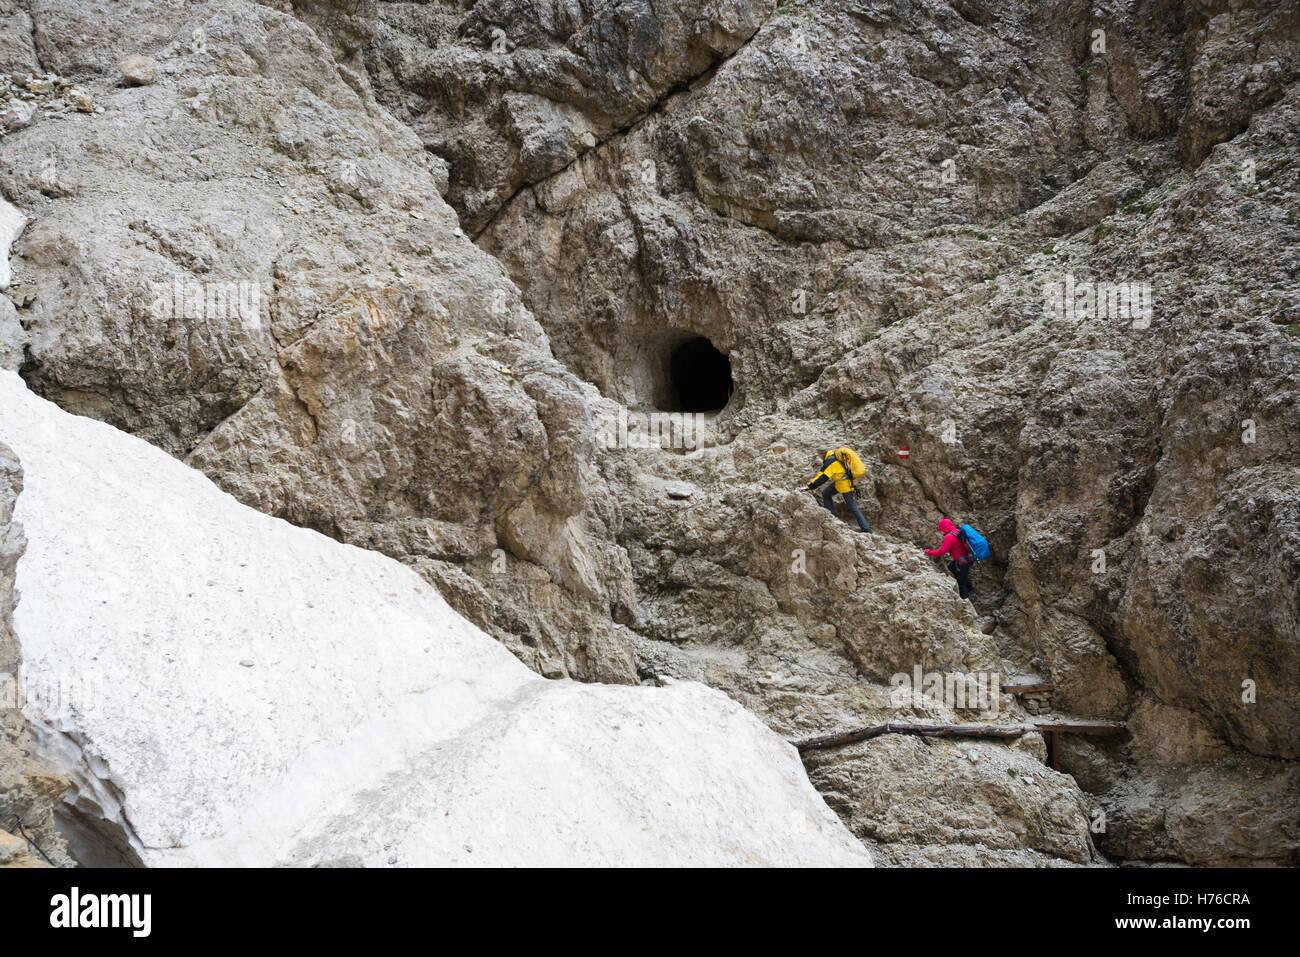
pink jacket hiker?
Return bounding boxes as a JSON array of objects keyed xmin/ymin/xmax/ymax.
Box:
[{"xmin": 925, "ymin": 518, "xmax": 972, "ymax": 564}]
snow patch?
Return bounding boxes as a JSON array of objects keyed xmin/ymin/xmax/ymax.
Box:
[{"xmin": 0, "ymin": 198, "xmax": 25, "ymax": 290}]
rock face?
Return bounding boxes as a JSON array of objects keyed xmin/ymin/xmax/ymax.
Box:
[
  {"xmin": 606, "ymin": 424, "xmax": 1103, "ymax": 866},
  {"xmin": 0, "ymin": 371, "xmax": 869, "ymax": 867},
  {"xmin": 464, "ymin": 0, "xmax": 1300, "ymax": 864},
  {"xmin": 1, "ymin": 0, "xmax": 1297, "ymax": 866},
  {"xmin": 0, "ymin": 828, "xmax": 48, "ymax": 866},
  {"xmin": 364, "ymin": 0, "xmax": 778, "ymax": 235},
  {"xmin": 0, "ymin": 0, "xmax": 635, "ymax": 686}
]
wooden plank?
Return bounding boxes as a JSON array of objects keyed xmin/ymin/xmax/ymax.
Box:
[
  {"xmin": 794, "ymin": 722, "xmax": 1032, "ymax": 753},
  {"xmin": 794, "ymin": 720, "xmax": 1127, "ymax": 754}
]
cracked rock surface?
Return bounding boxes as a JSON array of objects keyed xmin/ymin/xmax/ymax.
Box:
[{"xmin": 0, "ymin": 0, "xmax": 1297, "ymax": 865}]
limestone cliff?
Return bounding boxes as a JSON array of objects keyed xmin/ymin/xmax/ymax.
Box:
[{"xmin": 0, "ymin": 0, "xmax": 1295, "ymax": 865}]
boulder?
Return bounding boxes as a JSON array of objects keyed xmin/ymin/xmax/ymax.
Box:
[{"xmin": 116, "ymin": 53, "xmax": 157, "ymax": 86}]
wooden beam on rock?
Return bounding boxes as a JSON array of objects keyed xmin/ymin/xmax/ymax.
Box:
[
  {"xmin": 794, "ymin": 722, "xmax": 1032, "ymax": 753},
  {"xmin": 794, "ymin": 718, "xmax": 1128, "ymax": 754}
]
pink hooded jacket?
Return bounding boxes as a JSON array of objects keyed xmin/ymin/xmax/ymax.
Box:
[{"xmin": 925, "ymin": 519, "xmax": 971, "ymax": 563}]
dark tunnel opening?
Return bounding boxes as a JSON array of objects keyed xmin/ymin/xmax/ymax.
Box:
[{"xmin": 666, "ymin": 336, "xmax": 733, "ymax": 413}]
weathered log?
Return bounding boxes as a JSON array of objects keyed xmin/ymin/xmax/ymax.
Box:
[{"xmin": 794, "ymin": 722, "xmax": 1032, "ymax": 753}]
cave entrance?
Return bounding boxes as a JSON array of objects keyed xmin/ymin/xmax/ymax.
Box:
[{"xmin": 665, "ymin": 336, "xmax": 732, "ymax": 412}]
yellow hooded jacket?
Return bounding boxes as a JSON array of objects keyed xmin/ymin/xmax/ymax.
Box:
[{"xmin": 807, "ymin": 449, "xmax": 855, "ymax": 494}]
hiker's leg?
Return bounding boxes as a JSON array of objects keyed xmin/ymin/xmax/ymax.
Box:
[
  {"xmin": 820, "ymin": 486, "xmax": 837, "ymax": 515},
  {"xmin": 843, "ymin": 491, "xmax": 872, "ymax": 533},
  {"xmin": 955, "ymin": 563, "xmax": 973, "ymax": 600},
  {"xmin": 945, "ymin": 560, "xmax": 970, "ymax": 598}
]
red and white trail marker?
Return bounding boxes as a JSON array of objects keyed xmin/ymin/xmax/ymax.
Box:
[{"xmin": 898, "ymin": 446, "xmax": 910, "ymax": 460}]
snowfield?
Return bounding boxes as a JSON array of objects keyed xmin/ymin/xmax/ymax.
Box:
[{"xmin": 0, "ymin": 372, "xmax": 869, "ymax": 867}]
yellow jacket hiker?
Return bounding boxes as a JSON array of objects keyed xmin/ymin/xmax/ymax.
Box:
[{"xmin": 804, "ymin": 448, "xmax": 872, "ymax": 533}]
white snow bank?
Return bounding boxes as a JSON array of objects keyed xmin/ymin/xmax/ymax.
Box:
[
  {"xmin": 0, "ymin": 372, "xmax": 869, "ymax": 867},
  {"xmin": 0, "ymin": 198, "xmax": 25, "ymax": 290}
]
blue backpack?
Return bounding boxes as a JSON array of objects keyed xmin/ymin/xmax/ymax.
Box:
[{"xmin": 957, "ymin": 524, "xmax": 991, "ymax": 561}]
